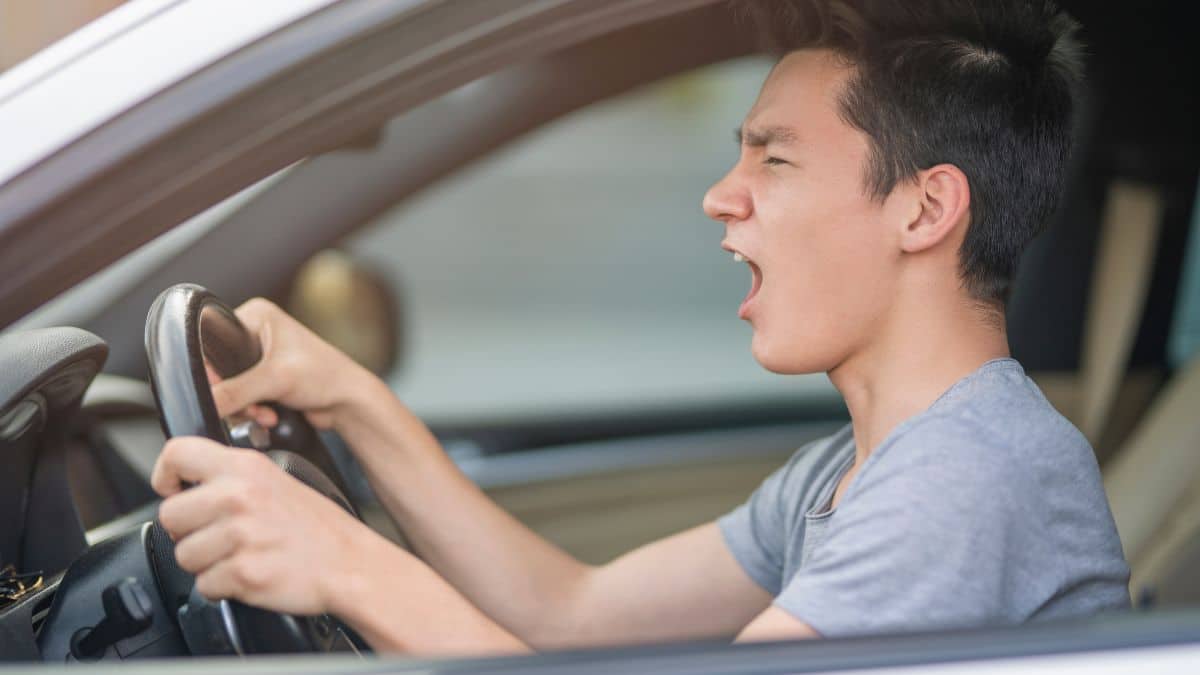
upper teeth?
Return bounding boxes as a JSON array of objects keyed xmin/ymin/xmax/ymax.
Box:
[{"xmin": 733, "ymin": 252, "xmax": 746, "ymax": 263}]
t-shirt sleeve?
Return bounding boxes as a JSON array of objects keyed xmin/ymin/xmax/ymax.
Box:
[
  {"xmin": 717, "ymin": 456, "xmax": 794, "ymax": 596},
  {"xmin": 777, "ymin": 420, "xmax": 1022, "ymax": 637}
]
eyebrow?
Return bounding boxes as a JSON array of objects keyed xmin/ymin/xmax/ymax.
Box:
[{"xmin": 734, "ymin": 125, "xmax": 800, "ymax": 147}]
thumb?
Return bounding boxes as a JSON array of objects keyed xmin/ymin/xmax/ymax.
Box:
[
  {"xmin": 210, "ymin": 297, "xmax": 284, "ymax": 417},
  {"xmin": 210, "ymin": 359, "xmax": 278, "ymax": 418}
]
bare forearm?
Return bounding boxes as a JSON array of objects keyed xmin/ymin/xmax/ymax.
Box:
[
  {"xmin": 206, "ymin": 301, "xmax": 758, "ymax": 648},
  {"xmin": 550, "ymin": 524, "xmax": 771, "ymax": 645},
  {"xmin": 332, "ymin": 378, "xmax": 595, "ymax": 647},
  {"xmin": 334, "ymin": 530, "xmax": 530, "ymax": 656}
]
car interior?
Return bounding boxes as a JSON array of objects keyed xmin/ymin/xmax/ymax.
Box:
[{"xmin": 0, "ymin": 0, "xmax": 1197, "ymax": 666}]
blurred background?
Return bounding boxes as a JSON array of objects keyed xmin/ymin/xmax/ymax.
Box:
[
  {"xmin": 3, "ymin": 0, "xmax": 828, "ymax": 426},
  {"xmin": 342, "ymin": 57, "xmax": 818, "ymax": 423}
]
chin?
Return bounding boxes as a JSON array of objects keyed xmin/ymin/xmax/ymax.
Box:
[{"xmin": 750, "ymin": 332, "xmax": 836, "ymax": 375}]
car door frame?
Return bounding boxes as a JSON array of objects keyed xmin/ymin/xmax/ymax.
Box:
[{"xmin": 0, "ymin": 0, "xmax": 722, "ymax": 327}]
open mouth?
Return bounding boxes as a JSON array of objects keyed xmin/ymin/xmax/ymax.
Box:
[{"xmin": 730, "ymin": 249, "xmax": 762, "ymax": 318}]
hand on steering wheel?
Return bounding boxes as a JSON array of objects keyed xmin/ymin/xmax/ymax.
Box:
[
  {"xmin": 151, "ymin": 436, "xmax": 376, "ymax": 618},
  {"xmin": 144, "ymin": 283, "xmax": 381, "ymax": 654},
  {"xmin": 206, "ymin": 298, "xmax": 374, "ymax": 431}
]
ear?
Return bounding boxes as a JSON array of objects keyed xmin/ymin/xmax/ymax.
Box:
[{"xmin": 899, "ymin": 164, "xmax": 970, "ymax": 254}]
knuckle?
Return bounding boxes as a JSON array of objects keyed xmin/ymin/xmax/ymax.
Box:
[
  {"xmin": 210, "ymin": 384, "xmax": 233, "ymax": 409},
  {"xmin": 159, "ymin": 439, "xmax": 182, "ymax": 467},
  {"xmin": 236, "ymin": 449, "xmax": 271, "ymax": 476},
  {"xmin": 221, "ymin": 484, "xmax": 251, "ymax": 515},
  {"xmin": 275, "ymin": 354, "xmax": 304, "ymax": 382},
  {"xmin": 195, "ymin": 573, "xmax": 221, "ymax": 600},
  {"xmin": 229, "ymin": 447, "xmax": 254, "ymax": 470},
  {"xmin": 242, "ymin": 481, "xmax": 268, "ymax": 508},
  {"xmin": 174, "ymin": 541, "xmax": 198, "ymax": 572},
  {"xmin": 231, "ymin": 559, "xmax": 262, "ymax": 590},
  {"xmin": 157, "ymin": 502, "xmax": 177, "ymax": 531},
  {"xmin": 227, "ymin": 518, "xmax": 254, "ymax": 548},
  {"xmin": 246, "ymin": 448, "xmax": 272, "ymax": 468},
  {"xmin": 242, "ymin": 297, "xmax": 278, "ymax": 316}
]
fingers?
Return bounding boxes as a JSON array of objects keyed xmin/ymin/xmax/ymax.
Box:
[
  {"xmin": 204, "ymin": 360, "xmax": 221, "ymax": 386},
  {"xmin": 233, "ymin": 297, "xmax": 282, "ymax": 339},
  {"xmin": 150, "ymin": 437, "xmax": 236, "ymax": 497},
  {"xmin": 210, "ymin": 361, "xmax": 279, "ymax": 419},
  {"xmin": 303, "ymin": 409, "xmax": 334, "ymax": 430},
  {"xmin": 194, "ymin": 556, "xmax": 269, "ymax": 603},
  {"xmin": 157, "ymin": 477, "xmax": 251, "ymax": 539},
  {"xmin": 213, "ymin": 296, "xmax": 354, "ymax": 430},
  {"xmin": 247, "ymin": 404, "xmax": 280, "ymax": 428},
  {"xmin": 193, "ymin": 558, "xmax": 237, "ymax": 602},
  {"xmin": 210, "ymin": 298, "xmax": 290, "ymax": 418},
  {"xmin": 172, "ymin": 517, "xmax": 247, "ymax": 575},
  {"xmin": 205, "ymin": 353, "xmax": 271, "ymax": 423}
]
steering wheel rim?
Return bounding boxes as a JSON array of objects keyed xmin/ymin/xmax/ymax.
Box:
[
  {"xmin": 145, "ymin": 284, "xmax": 240, "ymax": 443},
  {"xmin": 144, "ymin": 283, "xmax": 361, "ymax": 655}
]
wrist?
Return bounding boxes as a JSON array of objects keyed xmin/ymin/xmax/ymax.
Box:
[
  {"xmin": 330, "ymin": 372, "xmax": 443, "ymax": 471},
  {"xmin": 325, "ymin": 531, "xmax": 529, "ymax": 655},
  {"xmin": 325, "ymin": 522, "xmax": 399, "ymax": 622},
  {"xmin": 329, "ymin": 364, "xmax": 390, "ymax": 433}
]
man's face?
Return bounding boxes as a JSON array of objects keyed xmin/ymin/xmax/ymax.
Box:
[{"xmin": 703, "ymin": 49, "xmax": 904, "ymax": 375}]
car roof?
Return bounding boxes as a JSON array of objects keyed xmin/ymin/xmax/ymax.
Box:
[{"xmin": 0, "ymin": 0, "xmax": 347, "ymax": 187}]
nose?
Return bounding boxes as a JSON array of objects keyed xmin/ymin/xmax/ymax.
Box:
[{"xmin": 702, "ymin": 166, "xmax": 751, "ymax": 224}]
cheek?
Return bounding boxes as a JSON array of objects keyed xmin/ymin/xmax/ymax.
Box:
[
  {"xmin": 752, "ymin": 195, "xmax": 895, "ymax": 373},
  {"xmin": 768, "ymin": 190, "xmax": 889, "ymax": 306},
  {"xmin": 753, "ymin": 278, "xmax": 857, "ymax": 374}
]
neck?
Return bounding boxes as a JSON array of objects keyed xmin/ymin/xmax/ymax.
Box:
[{"xmin": 828, "ymin": 290, "xmax": 1010, "ymax": 465}]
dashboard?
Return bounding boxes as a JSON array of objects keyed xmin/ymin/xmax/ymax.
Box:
[{"xmin": 0, "ymin": 327, "xmax": 174, "ymax": 661}]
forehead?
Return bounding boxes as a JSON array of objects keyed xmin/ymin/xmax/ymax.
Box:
[{"xmin": 744, "ymin": 49, "xmax": 856, "ymax": 136}]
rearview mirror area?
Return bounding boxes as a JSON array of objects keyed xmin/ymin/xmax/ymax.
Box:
[{"xmin": 285, "ymin": 250, "xmax": 401, "ymax": 378}]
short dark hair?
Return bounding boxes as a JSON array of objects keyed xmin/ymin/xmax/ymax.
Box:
[{"xmin": 741, "ymin": 0, "xmax": 1084, "ymax": 306}]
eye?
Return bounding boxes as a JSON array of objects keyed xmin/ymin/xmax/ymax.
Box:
[{"xmin": 763, "ymin": 156, "xmax": 790, "ymax": 167}]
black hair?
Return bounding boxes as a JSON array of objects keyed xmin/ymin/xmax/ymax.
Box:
[{"xmin": 741, "ymin": 0, "xmax": 1085, "ymax": 306}]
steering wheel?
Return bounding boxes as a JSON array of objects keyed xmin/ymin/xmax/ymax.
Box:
[{"xmin": 144, "ymin": 283, "xmax": 363, "ymax": 655}]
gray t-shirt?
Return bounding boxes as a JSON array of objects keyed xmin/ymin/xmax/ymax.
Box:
[{"xmin": 719, "ymin": 358, "xmax": 1131, "ymax": 637}]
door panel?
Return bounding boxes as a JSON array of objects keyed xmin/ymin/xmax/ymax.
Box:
[
  {"xmin": 466, "ymin": 422, "xmax": 841, "ymax": 564},
  {"xmin": 488, "ymin": 454, "xmax": 788, "ymax": 564}
]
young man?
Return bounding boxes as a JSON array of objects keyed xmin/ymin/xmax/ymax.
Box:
[{"xmin": 150, "ymin": 0, "xmax": 1130, "ymax": 654}]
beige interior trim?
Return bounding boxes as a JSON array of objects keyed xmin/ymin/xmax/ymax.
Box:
[
  {"xmin": 1131, "ymin": 469, "xmax": 1200, "ymax": 597},
  {"xmin": 1104, "ymin": 354, "xmax": 1200, "ymax": 564},
  {"xmin": 488, "ymin": 455, "xmax": 787, "ymax": 564},
  {"xmin": 1034, "ymin": 368, "xmax": 1163, "ymax": 462},
  {"xmin": 1078, "ymin": 181, "xmax": 1165, "ymax": 443},
  {"xmin": 1031, "ymin": 371, "xmax": 1082, "ymax": 421}
]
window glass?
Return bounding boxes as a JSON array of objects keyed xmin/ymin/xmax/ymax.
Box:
[{"xmin": 345, "ymin": 57, "xmax": 839, "ymax": 424}]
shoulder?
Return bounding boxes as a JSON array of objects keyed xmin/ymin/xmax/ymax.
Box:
[
  {"xmin": 849, "ymin": 363, "xmax": 1106, "ymax": 518},
  {"xmin": 866, "ymin": 412, "xmax": 1014, "ymax": 485},
  {"xmin": 936, "ymin": 359, "xmax": 1093, "ymax": 460},
  {"xmin": 880, "ymin": 360, "xmax": 1096, "ymax": 478},
  {"xmin": 845, "ymin": 414, "xmax": 1018, "ymax": 519}
]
